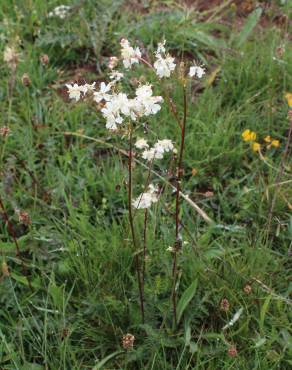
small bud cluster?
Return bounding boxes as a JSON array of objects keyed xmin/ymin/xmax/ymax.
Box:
[
  {"xmin": 0, "ymin": 126, "xmax": 11, "ymax": 138},
  {"xmin": 15, "ymin": 209, "xmax": 31, "ymax": 225},
  {"xmin": 122, "ymin": 333, "xmax": 135, "ymax": 349}
]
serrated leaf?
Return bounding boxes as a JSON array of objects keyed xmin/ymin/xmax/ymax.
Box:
[{"xmin": 177, "ymin": 279, "xmax": 198, "ymax": 323}]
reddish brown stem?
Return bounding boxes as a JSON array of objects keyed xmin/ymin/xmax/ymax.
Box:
[
  {"xmin": 172, "ymin": 85, "xmax": 187, "ymax": 328},
  {"xmin": 128, "ymin": 127, "xmax": 145, "ymax": 323},
  {"xmin": 142, "ymin": 209, "xmax": 148, "ymax": 288},
  {"xmin": 0, "ymin": 197, "xmax": 33, "ymax": 291}
]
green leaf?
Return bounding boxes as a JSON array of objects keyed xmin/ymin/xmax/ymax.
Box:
[
  {"xmin": 192, "ymin": 31, "xmax": 227, "ymax": 49},
  {"xmin": 48, "ymin": 283, "xmax": 64, "ymax": 309},
  {"xmin": 92, "ymin": 350, "xmax": 124, "ymax": 370},
  {"xmin": 235, "ymin": 8, "xmax": 262, "ymax": 47},
  {"xmin": 20, "ymin": 363, "xmax": 44, "ymax": 370},
  {"xmin": 189, "ymin": 341, "xmax": 198, "ymax": 354},
  {"xmin": 259, "ymin": 295, "xmax": 272, "ymax": 334},
  {"xmin": 177, "ymin": 279, "xmax": 198, "ymax": 324},
  {"xmin": 10, "ymin": 272, "xmax": 41, "ymax": 289}
]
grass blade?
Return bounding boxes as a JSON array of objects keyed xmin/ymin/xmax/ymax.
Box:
[{"xmin": 177, "ymin": 279, "xmax": 198, "ymax": 324}]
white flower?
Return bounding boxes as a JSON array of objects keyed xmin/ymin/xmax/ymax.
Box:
[
  {"xmin": 120, "ymin": 38, "xmax": 141, "ymax": 69},
  {"xmin": 142, "ymin": 148, "xmax": 163, "ymax": 161},
  {"xmin": 101, "ymin": 93, "xmax": 129, "ymax": 130},
  {"xmin": 154, "ymin": 55, "xmax": 176, "ymax": 78},
  {"xmin": 132, "ymin": 184, "xmax": 159, "ymax": 209},
  {"xmin": 154, "ymin": 41, "xmax": 176, "ymax": 78},
  {"xmin": 135, "ymin": 138, "xmax": 149, "ymax": 150},
  {"xmin": 189, "ymin": 64, "xmax": 205, "ymax": 79},
  {"xmin": 66, "ymin": 83, "xmax": 84, "ymax": 101},
  {"xmin": 156, "ymin": 40, "xmax": 166, "ymax": 55},
  {"xmin": 109, "ymin": 71, "xmax": 124, "ymax": 83},
  {"xmin": 141, "ymin": 139, "xmax": 174, "ymax": 161},
  {"xmin": 48, "ymin": 5, "xmax": 70, "ymax": 19},
  {"xmin": 154, "ymin": 139, "xmax": 174, "ymax": 153},
  {"xmin": 81, "ymin": 82, "xmax": 96, "ymax": 95},
  {"xmin": 135, "ymin": 85, "xmax": 163, "ymax": 116},
  {"xmin": 4, "ymin": 46, "xmax": 18, "ymax": 64},
  {"xmin": 108, "ymin": 56, "xmax": 119, "ymax": 69},
  {"xmin": 93, "ymin": 82, "xmax": 112, "ymax": 103}
]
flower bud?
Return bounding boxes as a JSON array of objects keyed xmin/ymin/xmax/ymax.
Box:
[
  {"xmin": 21, "ymin": 73, "xmax": 31, "ymax": 87},
  {"xmin": 0, "ymin": 126, "xmax": 11, "ymax": 138},
  {"xmin": 108, "ymin": 56, "xmax": 118, "ymax": 69},
  {"xmin": 16, "ymin": 209, "xmax": 32, "ymax": 225},
  {"xmin": 40, "ymin": 54, "xmax": 49, "ymax": 65},
  {"xmin": 243, "ymin": 284, "xmax": 252, "ymax": 294},
  {"xmin": 220, "ymin": 298, "xmax": 230, "ymax": 312},
  {"xmin": 2, "ymin": 262, "xmax": 10, "ymax": 277},
  {"xmin": 122, "ymin": 333, "xmax": 135, "ymax": 350},
  {"xmin": 228, "ymin": 346, "xmax": 238, "ymax": 358}
]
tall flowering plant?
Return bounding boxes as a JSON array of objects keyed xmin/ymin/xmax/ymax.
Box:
[{"xmin": 66, "ymin": 39, "xmax": 206, "ymax": 325}]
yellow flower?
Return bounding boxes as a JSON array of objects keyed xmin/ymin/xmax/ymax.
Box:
[
  {"xmin": 285, "ymin": 92, "xmax": 292, "ymax": 107},
  {"xmin": 271, "ymin": 139, "xmax": 280, "ymax": 148},
  {"xmin": 252, "ymin": 142, "xmax": 261, "ymax": 152},
  {"xmin": 264, "ymin": 135, "xmax": 271, "ymax": 143},
  {"xmin": 242, "ymin": 129, "xmax": 257, "ymax": 142}
]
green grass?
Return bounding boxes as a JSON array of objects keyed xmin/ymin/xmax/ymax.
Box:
[{"xmin": 0, "ymin": 1, "xmax": 292, "ymax": 369}]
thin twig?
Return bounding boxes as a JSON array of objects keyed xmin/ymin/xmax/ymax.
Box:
[{"xmin": 252, "ymin": 277, "xmax": 292, "ymax": 305}]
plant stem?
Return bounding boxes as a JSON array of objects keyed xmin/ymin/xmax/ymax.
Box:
[
  {"xmin": 142, "ymin": 209, "xmax": 148, "ymax": 288},
  {"xmin": 128, "ymin": 126, "xmax": 145, "ymax": 323},
  {"xmin": 172, "ymin": 84, "xmax": 187, "ymax": 328},
  {"xmin": 0, "ymin": 197, "xmax": 33, "ymax": 291},
  {"xmin": 266, "ymin": 108, "xmax": 292, "ymax": 236}
]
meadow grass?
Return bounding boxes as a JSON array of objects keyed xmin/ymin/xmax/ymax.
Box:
[{"xmin": 0, "ymin": 1, "xmax": 291, "ymax": 369}]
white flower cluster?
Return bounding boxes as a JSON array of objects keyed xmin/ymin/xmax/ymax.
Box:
[
  {"xmin": 120, "ymin": 39, "xmax": 141, "ymax": 69},
  {"xmin": 154, "ymin": 40, "xmax": 176, "ymax": 78},
  {"xmin": 3, "ymin": 45, "xmax": 20, "ymax": 69},
  {"xmin": 189, "ymin": 63, "xmax": 206, "ymax": 79},
  {"xmin": 66, "ymin": 82, "xmax": 96, "ymax": 101},
  {"xmin": 66, "ymin": 38, "xmax": 207, "ymax": 133},
  {"xmin": 100, "ymin": 84, "xmax": 163, "ymax": 130},
  {"xmin": 132, "ymin": 184, "xmax": 159, "ymax": 209},
  {"xmin": 66, "ymin": 79, "xmax": 162, "ymax": 130},
  {"xmin": 48, "ymin": 5, "xmax": 71, "ymax": 19},
  {"xmin": 135, "ymin": 138, "xmax": 175, "ymax": 161}
]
